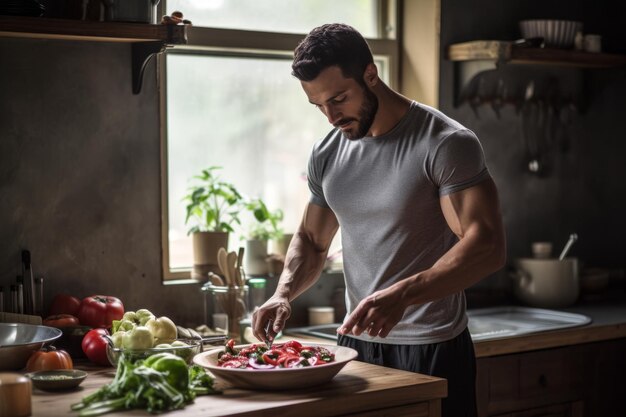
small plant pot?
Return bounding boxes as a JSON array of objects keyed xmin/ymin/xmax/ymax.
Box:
[
  {"xmin": 192, "ymin": 232, "xmax": 229, "ymax": 279},
  {"xmin": 244, "ymin": 239, "xmax": 268, "ymax": 276}
]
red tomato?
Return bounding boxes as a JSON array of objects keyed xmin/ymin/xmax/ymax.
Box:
[
  {"xmin": 76, "ymin": 295, "xmax": 124, "ymax": 328},
  {"xmin": 81, "ymin": 328, "xmax": 111, "ymax": 366},
  {"xmin": 48, "ymin": 294, "xmax": 81, "ymax": 316},
  {"xmin": 26, "ymin": 346, "xmax": 73, "ymax": 372},
  {"xmin": 282, "ymin": 340, "xmax": 303, "ymax": 352},
  {"xmin": 42, "ymin": 314, "xmax": 80, "ymax": 328}
]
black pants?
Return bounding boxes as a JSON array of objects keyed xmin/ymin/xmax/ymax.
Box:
[{"xmin": 338, "ymin": 328, "xmax": 477, "ymax": 417}]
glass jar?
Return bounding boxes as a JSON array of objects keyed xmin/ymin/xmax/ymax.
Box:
[{"xmin": 201, "ymin": 283, "xmax": 248, "ymax": 343}]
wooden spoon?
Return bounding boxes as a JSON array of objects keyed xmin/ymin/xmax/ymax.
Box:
[
  {"xmin": 217, "ymin": 247, "xmax": 230, "ymax": 286},
  {"xmin": 227, "ymin": 251, "xmax": 239, "ymax": 286}
]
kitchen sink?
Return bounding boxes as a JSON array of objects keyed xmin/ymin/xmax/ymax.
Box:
[{"xmin": 286, "ymin": 307, "xmax": 592, "ymax": 342}]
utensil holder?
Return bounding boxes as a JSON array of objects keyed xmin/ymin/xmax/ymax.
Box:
[{"xmin": 202, "ymin": 284, "xmax": 248, "ymax": 343}]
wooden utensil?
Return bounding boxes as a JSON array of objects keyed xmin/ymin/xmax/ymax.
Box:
[
  {"xmin": 227, "ymin": 251, "xmax": 238, "ymax": 286},
  {"xmin": 217, "ymin": 247, "xmax": 230, "ymax": 286},
  {"xmin": 236, "ymin": 247, "xmax": 245, "ymax": 286}
]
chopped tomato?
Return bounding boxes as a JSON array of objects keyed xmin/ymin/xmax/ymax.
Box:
[
  {"xmin": 261, "ymin": 350, "xmax": 280, "ymax": 366},
  {"xmin": 282, "ymin": 340, "xmax": 303, "ymax": 352},
  {"xmin": 218, "ymin": 339, "xmax": 336, "ymax": 370}
]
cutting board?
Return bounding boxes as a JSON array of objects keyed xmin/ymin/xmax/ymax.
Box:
[{"xmin": 0, "ymin": 312, "xmax": 42, "ymax": 325}]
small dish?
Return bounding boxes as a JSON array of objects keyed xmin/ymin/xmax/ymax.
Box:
[{"xmin": 25, "ymin": 369, "xmax": 87, "ymax": 391}]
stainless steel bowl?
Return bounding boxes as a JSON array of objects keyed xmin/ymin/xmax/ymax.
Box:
[{"xmin": 0, "ymin": 323, "xmax": 62, "ymax": 370}]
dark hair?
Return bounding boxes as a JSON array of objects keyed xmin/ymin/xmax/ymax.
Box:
[{"xmin": 292, "ymin": 23, "xmax": 374, "ymax": 82}]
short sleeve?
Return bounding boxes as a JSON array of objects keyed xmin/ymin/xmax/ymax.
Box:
[
  {"xmin": 307, "ymin": 147, "xmax": 330, "ymax": 208},
  {"xmin": 430, "ymin": 129, "xmax": 491, "ymax": 196}
]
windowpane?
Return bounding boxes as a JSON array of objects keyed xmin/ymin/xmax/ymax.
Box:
[
  {"xmin": 166, "ymin": 53, "xmax": 327, "ymax": 269},
  {"xmin": 166, "ymin": 52, "xmax": 388, "ymax": 272},
  {"xmin": 166, "ymin": 0, "xmax": 381, "ymax": 38}
]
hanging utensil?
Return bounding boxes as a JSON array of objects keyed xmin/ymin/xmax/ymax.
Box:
[{"xmin": 559, "ymin": 233, "xmax": 578, "ymax": 261}]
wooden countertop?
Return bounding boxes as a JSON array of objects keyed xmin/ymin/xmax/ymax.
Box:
[{"xmin": 31, "ymin": 360, "xmax": 446, "ymax": 417}]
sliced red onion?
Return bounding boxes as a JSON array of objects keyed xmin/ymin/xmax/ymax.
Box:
[{"xmin": 248, "ymin": 358, "xmax": 275, "ymax": 369}]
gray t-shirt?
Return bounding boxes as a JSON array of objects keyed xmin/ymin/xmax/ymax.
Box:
[{"xmin": 307, "ymin": 101, "xmax": 491, "ymax": 344}]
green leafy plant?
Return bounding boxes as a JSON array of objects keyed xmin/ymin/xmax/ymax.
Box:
[
  {"xmin": 245, "ymin": 198, "xmax": 284, "ymax": 241},
  {"xmin": 183, "ymin": 167, "xmax": 244, "ymax": 234}
]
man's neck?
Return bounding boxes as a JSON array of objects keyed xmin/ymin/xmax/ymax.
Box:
[{"xmin": 368, "ymin": 84, "xmax": 412, "ymax": 137}]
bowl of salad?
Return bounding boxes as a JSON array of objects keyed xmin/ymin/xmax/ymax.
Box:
[{"xmin": 192, "ymin": 339, "xmax": 358, "ymax": 390}]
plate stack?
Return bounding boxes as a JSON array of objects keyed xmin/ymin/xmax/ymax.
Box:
[{"xmin": 0, "ymin": 0, "xmax": 45, "ymax": 17}]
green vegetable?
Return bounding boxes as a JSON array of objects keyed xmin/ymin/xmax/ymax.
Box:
[
  {"xmin": 112, "ymin": 309, "xmax": 155, "ymax": 333},
  {"xmin": 70, "ymin": 354, "xmax": 219, "ymax": 416},
  {"xmin": 146, "ymin": 353, "xmax": 189, "ymax": 392},
  {"xmin": 122, "ymin": 326, "xmax": 153, "ymax": 350}
]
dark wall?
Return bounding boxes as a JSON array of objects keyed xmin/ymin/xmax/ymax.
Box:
[
  {"xmin": 0, "ymin": 37, "xmax": 339, "ymax": 326},
  {"xmin": 0, "ymin": 37, "xmax": 207, "ymax": 325},
  {"xmin": 439, "ymin": 0, "xmax": 626, "ymax": 284}
]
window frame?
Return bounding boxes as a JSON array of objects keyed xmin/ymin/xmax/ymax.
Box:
[{"xmin": 159, "ymin": 2, "xmax": 400, "ymax": 282}]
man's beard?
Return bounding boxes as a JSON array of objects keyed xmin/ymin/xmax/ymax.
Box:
[{"xmin": 342, "ymin": 86, "xmax": 378, "ymax": 140}]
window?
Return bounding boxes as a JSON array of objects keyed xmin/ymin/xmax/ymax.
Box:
[{"xmin": 162, "ymin": 1, "xmax": 399, "ymax": 280}]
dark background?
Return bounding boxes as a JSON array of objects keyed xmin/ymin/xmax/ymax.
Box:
[{"xmin": 1, "ymin": 0, "xmax": 625, "ymax": 326}]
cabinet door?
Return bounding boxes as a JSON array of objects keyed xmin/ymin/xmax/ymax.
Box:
[
  {"xmin": 476, "ymin": 347, "xmax": 584, "ymax": 416},
  {"xmin": 507, "ymin": 400, "xmax": 583, "ymax": 417}
]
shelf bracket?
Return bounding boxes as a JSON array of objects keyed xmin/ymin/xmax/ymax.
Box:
[
  {"xmin": 132, "ymin": 41, "xmax": 166, "ymax": 95},
  {"xmin": 453, "ymin": 60, "xmax": 498, "ymax": 107}
]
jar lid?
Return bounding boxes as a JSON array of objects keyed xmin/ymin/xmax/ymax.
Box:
[{"xmin": 247, "ymin": 278, "xmax": 266, "ymax": 288}]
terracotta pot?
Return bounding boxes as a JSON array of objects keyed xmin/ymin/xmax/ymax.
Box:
[{"xmin": 192, "ymin": 232, "xmax": 229, "ymax": 279}]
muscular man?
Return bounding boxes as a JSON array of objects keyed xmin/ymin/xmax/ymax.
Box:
[{"xmin": 252, "ymin": 23, "xmax": 506, "ymax": 416}]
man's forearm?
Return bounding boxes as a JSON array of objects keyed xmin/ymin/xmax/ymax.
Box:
[
  {"xmin": 400, "ymin": 227, "xmax": 506, "ymax": 306},
  {"xmin": 275, "ymin": 230, "xmax": 329, "ymax": 302}
]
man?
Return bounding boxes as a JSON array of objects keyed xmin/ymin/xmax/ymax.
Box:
[{"xmin": 252, "ymin": 23, "xmax": 506, "ymax": 416}]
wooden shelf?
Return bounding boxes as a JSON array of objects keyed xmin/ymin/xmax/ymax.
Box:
[
  {"xmin": 0, "ymin": 16, "xmax": 189, "ymax": 94},
  {"xmin": 447, "ymin": 40, "xmax": 626, "ymax": 109},
  {"xmin": 447, "ymin": 40, "xmax": 626, "ymax": 68},
  {"xmin": 0, "ymin": 15, "xmax": 187, "ymax": 44}
]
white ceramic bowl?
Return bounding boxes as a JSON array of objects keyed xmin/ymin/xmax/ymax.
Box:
[
  {"xmin": 193, "ymin": 342, "xmax": 358, "ymax": 390},
  {"xmin": 519, "ymin": 19, "xmax": 583, "ymax": 48}
]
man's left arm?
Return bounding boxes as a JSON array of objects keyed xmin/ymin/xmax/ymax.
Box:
[{"xmin": 338, "ymin": 178, "xmax": 506, "ymax": 338}]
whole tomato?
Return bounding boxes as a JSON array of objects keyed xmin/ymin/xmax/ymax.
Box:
[
  {"xmin": 42, "ymin": 314, "xmax": 80, "ymax": 327},
  {"xmin": 26, "ymin": 346, "xmax": 73, "ymax": 372},
  {"xmin": 48, "ymin": 294, "xmax": 81, "ymax": 316},
  {"xmin": 82, "ymin": 328, "xmax": 111, "ymax": 366},
  {"xmin": 77, "ymin": 295, "xmax": 124, "ymax": 328}
]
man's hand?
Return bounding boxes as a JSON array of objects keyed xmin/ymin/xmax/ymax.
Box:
[
  {"xmin": 251, "ymin": 295, "xmax": 292, "ymax": 343},
  {"xmin": 337, "ymin": 281, "xmax": 409, "ymax": 338}
]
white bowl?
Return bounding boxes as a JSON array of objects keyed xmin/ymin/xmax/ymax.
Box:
[
  {"xmin": 193, "ymin": 342, "xmax": 358, "ymax": 390},
  {"xmin": 519, "ymin": 19, "xmax": 583, "ymax": 48}
]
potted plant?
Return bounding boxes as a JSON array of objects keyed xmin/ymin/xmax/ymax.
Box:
[
  {"xmin": 243, "ymin": 198, "xmax": 284, "ymax": 276},
  {"xmin": 183, "ymin": 166, "xmax": 245, "ymax": 278}
]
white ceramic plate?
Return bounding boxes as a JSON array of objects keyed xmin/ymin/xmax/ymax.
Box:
[{"xmin": 193, "ymin": 342, "xmax": 358, "ymax": 390}]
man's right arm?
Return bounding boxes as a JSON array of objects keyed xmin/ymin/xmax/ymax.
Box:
[{"xmin": 251, "ymin": 202, "xmax": 339, "ymax": 341}]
